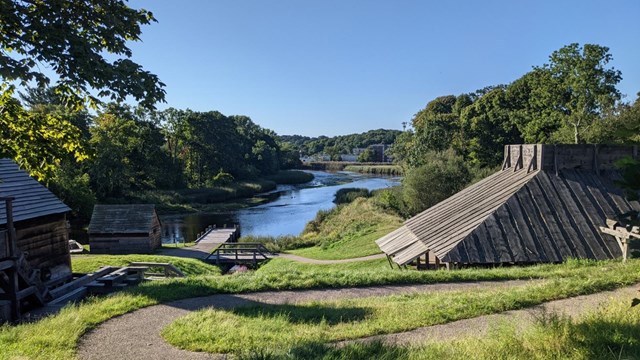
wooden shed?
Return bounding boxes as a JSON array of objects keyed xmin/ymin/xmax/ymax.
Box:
[
  {"xmin": 377, "ymin": 144, "xmax": 640, "ymax": 268},
  {"xmin": 88, "ymin": 204, "xmax": 162, "ymax": 254},
  {"xmin": 0, "ymin": 158, "xmax": 72, "ymax": 279}
]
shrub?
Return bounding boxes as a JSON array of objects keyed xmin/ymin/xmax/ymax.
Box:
[{"xmin": 334, "ymin": 188, "xmax": 371, "ymax": 204}]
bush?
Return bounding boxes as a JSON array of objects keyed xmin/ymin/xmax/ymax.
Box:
[
  {"xmin": 212, "ymin": 170, "xmax": 234, "ymax": 186},
  {"xmin": 264, "ymin": 170, "xmax": 314, "ymax": 184},
  {"xmin": 402, "ymin": 150, "xmax": 473, "ymax": 216},
  {"xmin": 334, "ymin": 188, "xmax": 371, "ymax": 204}
]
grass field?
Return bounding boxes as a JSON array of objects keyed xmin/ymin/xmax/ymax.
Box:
[
  {"xmin": 71, "ymin": 254, "xmax": 221, "ymax": 276},
  {"xmin": 163, "ymin": 264, "xmax": 640, "ymax": 355},
  {"xmin": 2, "ymin": 258, "xmax": 637, "ymax": 359},
  {"xmin": 233, "ymin": 298, "xmax": 640, "ymax": 360}
]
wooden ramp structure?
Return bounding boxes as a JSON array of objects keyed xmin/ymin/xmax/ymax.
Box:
[
  {"xmin": 377, "ymin": 144, "xmax": 640, "ymax": 269},
  {"xmin": 159, "ymin": 225, "xmax": 241, "ymax": 260},
  {"xmin": 206, "ymin": 243, "xmax": 275, "ymax": 266}
]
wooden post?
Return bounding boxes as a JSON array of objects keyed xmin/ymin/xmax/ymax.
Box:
[
  {"xmin": 386, "ymin": 255, "xmax": 394, "ymax": 269},
  {"xmin": 2, "ymin": 197, "xmax": 20, "ymax": 321},
  {"xmin": 599, "ymin": 219, "xmax": 640, "ymax": 263}
]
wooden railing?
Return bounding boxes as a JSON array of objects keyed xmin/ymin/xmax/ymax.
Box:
[{"xmin": 205, "ymin": 243, "xmax": 274, "ymax": 265}]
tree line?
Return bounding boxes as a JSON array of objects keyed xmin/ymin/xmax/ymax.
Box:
[
  {"xmin": 0, "ymin": 87, "xmax": 300, "ymax": 218},
  {"xmin": 379, "ymin": 43, "xmax": 639, "ymax": 218},
  {"xmin": 279, "ymin": 129, "xmax": 402, "ymax": 160}
]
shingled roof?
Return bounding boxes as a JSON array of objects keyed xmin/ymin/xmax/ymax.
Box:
[
  {"xmin": 0, "ymin": 158, "xmax": 70, "ymax": 225},
  {"xmin": 377, "ymin": 144, "xmax": 640, "ymax": 266},
  {"xmin": 88, "ymin": 204, "xmax": 159, "ymax": 235}
]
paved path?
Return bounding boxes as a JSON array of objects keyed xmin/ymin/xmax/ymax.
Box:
[
  {"xmin": 339, "ymin": 283, "xmax": 640, "ymax": 347},
  {"xmin": 78, "ymin": 280, "xmax": 533, "ymax": 360},
  {"xmin": 159, "ymin": 228, "xmax": 238, "ymax": 260}
]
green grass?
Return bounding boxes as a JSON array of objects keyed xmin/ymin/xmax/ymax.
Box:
[
  {"xmin": 161, "ymin": 263, "xmax": 640, "ymax": 355},
  {"xmin": 290, "ymin": 228, "xmax": 391, "ymax": 260},
  {"xmin": 160, "ymin": 242, "xmax": 196, "ymax": 249},
  {"xmin": 264, "ymin": 170, "xmax": 314, "ymax": 184},
  {"xmin": 71, "ymin": 254, "xmax": 221, "ymax": 276},
  {"xmin": 236, "ymin": 299, "xmax": 640, "ymax": 360},
  {"xmin": 343, "ymin": 165, "xmax": 404, "ymax": 176},
  {"xmin": 2, "ymin": 259, "xmax": 638, "ymax": 360}
]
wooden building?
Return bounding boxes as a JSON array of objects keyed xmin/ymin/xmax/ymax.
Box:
[
  {"xmin": 0, "ymin": 158, "xmax": 72, "ymax": 279},
  {"xmin": 88, "ymin": 204, "xmax": 162, "ymax": 254},
  {"xmin": 377, "ymin": 144, "xmax": 640, "ymax": 268}
]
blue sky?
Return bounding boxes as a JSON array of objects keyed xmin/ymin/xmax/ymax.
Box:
[{"xmin": 128, "ymin": 0, "xmax": 640, "ymax": 137}]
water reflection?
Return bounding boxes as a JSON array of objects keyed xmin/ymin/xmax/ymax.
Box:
[{"xmin": 161, "ymin": 171, "xmax": 400, "ymax": 243}]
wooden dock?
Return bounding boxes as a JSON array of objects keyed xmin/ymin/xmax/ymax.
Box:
[
  {"xmin": 206, "ymin": 242, "xmax": 275, "ymax": 266},
  {"xmin": 159, "ymin": 225, "xmax": 241, "ymax": 260}
]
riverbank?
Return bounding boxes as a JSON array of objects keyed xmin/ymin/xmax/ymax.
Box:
[{"xmin": 127, "ymin": 170, "xmax": 314, "ymax": 214}]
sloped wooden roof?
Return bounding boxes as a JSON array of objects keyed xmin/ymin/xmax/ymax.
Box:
[
  {"xmin": 0, "ymin": 158, "xmax": 70, "ymax": 225},
  {"xmin": 88, "ymin": 204, "xmax": 159, "ymax": 235},
  {"xmin": 377, "ymin": 144, "xmax": 640, "ymax": 266}
]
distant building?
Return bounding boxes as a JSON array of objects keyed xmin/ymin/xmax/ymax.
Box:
[
  {"xmin": 88, "ymin": 204, "xmax": 162, "ymax": 254},
  {"xmin": 351, "ymin": 144, "xmax": 391, "ymax": 162},
  {"xmin": 340, "ymin": 154, "xmax": 357, "ymax": 162}
]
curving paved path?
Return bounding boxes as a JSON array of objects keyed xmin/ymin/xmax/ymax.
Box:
[{"xmin": 78, "ymin": 280, "xmax": 532, "ymax": 360}]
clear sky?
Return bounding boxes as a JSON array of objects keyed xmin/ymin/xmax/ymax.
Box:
[{"xmin": 128, "ymin": 0, "xmax": 640, "ymax": 137}]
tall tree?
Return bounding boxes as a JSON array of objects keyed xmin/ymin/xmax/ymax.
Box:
[
  {"xmin": 0, "ymin": 0, "xmax": 165, "ymax": 109},
  {"xmin": 537, "ymin": 43, "xmax": 622, "ymax": 143}
]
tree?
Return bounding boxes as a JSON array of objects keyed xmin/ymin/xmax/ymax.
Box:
[
  {"xmin": 0, "ymin": 86, "xmax": 88, "ymax": 180},
  {"xmin": 0, "ymin": 0, "xmax": 165, "ymax": 109},
  {"xmin": 357, "ymin": 148, "xmax": 376, "ymax": 162},
  {"xmin": 537, "ymin": 43, "xmax": 622, "ymax": 144}
]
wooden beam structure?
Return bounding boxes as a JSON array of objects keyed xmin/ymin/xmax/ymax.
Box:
[{"xmin": 599, "ymin": 219, "xmax": 640, "ymax": 262}]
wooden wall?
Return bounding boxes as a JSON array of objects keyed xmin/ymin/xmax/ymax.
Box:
[
  {"xmin": 505, "ymin": 144, "xmax": 638, "ymax": 173},
  {"xmin": 90, "ymin": 216, "xmax": 161, "ymax": 254},
  {"xmin": 14, "ymin": 214, "xmax": 71, "ymax": 275}
]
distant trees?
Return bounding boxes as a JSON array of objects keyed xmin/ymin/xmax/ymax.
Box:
[
  {"xmin": 280, "ymin": 129, "xmax": 402, "ymax": 158},
  {"xmin": 392, "ymin": 43, "xmax": 633, "ymax": 171}
]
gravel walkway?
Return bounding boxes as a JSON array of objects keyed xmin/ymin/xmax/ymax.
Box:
[{"xmin": 78, "ymin": 279, "xmax": 532, "ymax": 360}]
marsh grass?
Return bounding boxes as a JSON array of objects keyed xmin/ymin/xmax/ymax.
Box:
[{"xmin": 162, "ymin": 272, "xmax": 640, "ymax": 356}]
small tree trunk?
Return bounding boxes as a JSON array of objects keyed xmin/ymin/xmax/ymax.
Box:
[{"xmin": 574, "ymin": 124, "xmax": 579, "ymax": 144}]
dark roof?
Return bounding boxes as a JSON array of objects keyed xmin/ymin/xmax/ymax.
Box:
[
  {"xmin": 88, "ymin": 204, "xmax": 159, "ymax": 234},
  {"xmin": 0, "ymin": 158, "xmax": 70, "ymax": 225},
  {"xmin": 377, "ymin": 144, "xmax": 640, "ymax": 265}
]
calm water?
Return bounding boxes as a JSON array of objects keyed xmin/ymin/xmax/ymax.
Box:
[{"xmin": 160, "ymin": 171, "xmax": 400, "ymax": 243}]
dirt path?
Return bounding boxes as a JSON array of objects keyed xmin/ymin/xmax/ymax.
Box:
[
  {"xmin": 78, "ymin": 280, "xmax": 532, "ymax": 360},
  {"xmin": 277, "ymin": 252, "xmax": 386, "ymax": 264}
]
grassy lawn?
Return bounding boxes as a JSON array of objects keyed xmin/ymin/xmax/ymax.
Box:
[
  {"xmin": 71, "ymin": 254, "xmax": 221, "ymax": 276},
  {"xmin": 235, "ymin": 298, "xmax": 640, "ymax": 360},
  {"xmin": 1, "ymin": 259, "xmax": 638, "ymax": 359},
  {"xmin": 161, "ymin": 264, "xmax": 640, "ymax": 355},
  {"xmin": 289, "ymin": 227, "xmax": 390, "ymax": 260}
]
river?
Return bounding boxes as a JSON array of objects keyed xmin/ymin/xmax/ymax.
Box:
[{"xmin": 160, "ymin": 171, "xmax": 400, "ymax": 243}]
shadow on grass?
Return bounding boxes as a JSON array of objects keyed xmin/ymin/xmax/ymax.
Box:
[
  {"xmin": 235, "ymin": 341, "xmax": 408, "ymax": 360},
  {"xmin": 231, "ymin": 303, "xmax": 373, "ymax": 325}
]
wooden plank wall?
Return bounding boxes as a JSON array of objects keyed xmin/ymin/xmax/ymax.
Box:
[
  {"xmin": 90, "ymin": 235, "xmax": 157, "ymax": 254},
  {"xmin": 15, "ymin": 214, "xmax": 71, "ymax": 272},
  {"xmin": 442, "ymin": 169, "xmax": 638, "ymax": 264}
]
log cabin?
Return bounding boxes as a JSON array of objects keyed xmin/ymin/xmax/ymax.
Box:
[
  {"xmin": 377, "ymin": 144, "xmax": 640, "ymax": 269},
  {"xmin": 88, "ymin": 204, "xmax": 162, "ymax": 254},
  {"xmin": 0, "ymin": 158, "xmax": 72, "ymax": 280}
]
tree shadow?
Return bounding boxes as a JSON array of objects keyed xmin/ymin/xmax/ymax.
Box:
[{"xmin": 230, "ymin": 302, "xmax": 373, "ymax": 325}]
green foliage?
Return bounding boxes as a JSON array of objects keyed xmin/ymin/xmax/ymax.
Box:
[
  {"xmin": 263, "ymin": 170, "xmax": 314, "ymax": 184},
  {"xmin": 334, "ymin": 188, "xmax": 371, "ymax": 204},
  {"xmin": 614, "ymin": 157, "xmax": 640, "ymax": 201},
  {"xmin": 357, "ymin": 148, "xmax": 376, "ymax": 162},
  {"xmin": 212, "ymin": 170, "xmax": 234, "ymax": 186},
  {"xmin": 343, "ymin": 165, "xmax": 403, "ymax": 176},
  {"xmin": 0, "ymin": 86, "xmax": 88, "ymax": 181},
  {"xmin": 401, "ymin": 150, "xmax": 472, "ymax": 216},
  {"xmin": 0, "ymin": 0, "xmax": 165, "ymax": 109},
  {"xmin": 279, "ymin": 129, "xmax": 401, "ymax": 157}
]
